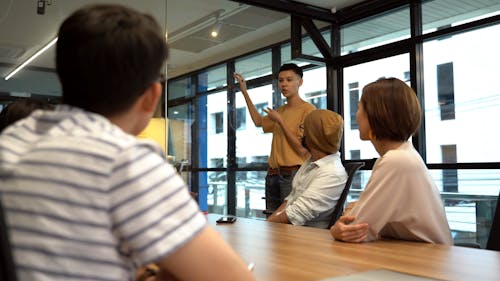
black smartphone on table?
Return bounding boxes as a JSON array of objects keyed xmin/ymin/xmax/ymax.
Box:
[{"xmin": 216, "ymin": 216, "xmax": 237, "ymax": 224}]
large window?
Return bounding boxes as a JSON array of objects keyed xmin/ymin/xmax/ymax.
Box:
[
  {"xmin": 235, "ymin": 107, "xmax": 246, "ymax": 130},
  {"xmin": 198, "ymin": 64, "xmax": 227, "ymax": 92},
  {"xmin": 422, "ymin": 0, "xmax": 500, "ymax": 34},
  {"xmin": 343, "ymin": 54, "xmax": 410, "ymax": 160},
  {"xmin": 437, "ymin": 62, "xmax": 456, "ymax": 120},
  {"xmin": 341, "ymin": 6, "xmax": 410, "ymax": 55},
  {"xmin": 203, "ymin": 91, "xmax": 228, "ymax": 168},
  {"xmin": 235, "ymin": 85, "xmax": 273, "ymax": 218},
  {"xmin": 302, "ymin": 67, "xmax": 327, "ymax": 109},
  {"xmin": 167, "ymin": 1, "xmax": 500, "ymax": 245},
  {"xmin": 424, "ymin": 24, "xmax": 500, "ymax": 163},
  {"xmin": 235, "ymin": 85, "xmax": 273, "ymax": 166},
  {"xmin": 348, "ymin": 82, "xmax": 359, "ymax": 130},
  {"xmin": 167, "ymin": 77, "xmax": 193, "ymax": 100},
  {"xmin": 235, "ymin": 51, "xmax": 272, "ymax": 80}
]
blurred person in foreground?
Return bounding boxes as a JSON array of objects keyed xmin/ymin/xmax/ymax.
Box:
[
  {"xmin": 268, "ymin": 109, "xmax": 347, "ymax": 229},
  {"xmin": 0, "ymin": 4, "xmax": 256, "ymax": 281},
  {"xmin": 330, "ymin": 78, "xmax": 452, "ymax": 244}
]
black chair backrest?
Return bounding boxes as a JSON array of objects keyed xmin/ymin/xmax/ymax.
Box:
[
  {"xmin": 327, "ymin": 161, "xmax": 365, "ymax": 229},
  {"xmin": 486, "ymin": 191, "xmax": 500, "ymax": 251},
  {"xmin": 0, "ymin": 199, "xmax": 17, "ymax": 281}
]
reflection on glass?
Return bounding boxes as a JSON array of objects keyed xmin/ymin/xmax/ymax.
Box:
[
  {"xmin": 167, "ymin": 103, "xmax": 193, "ymax": 187},
  {"xmin": 302, "ymin": 67, "xmax": 326, "ymax": 109},
  {"xmin": 423, "ymin": 24, "xmax": 500, "ymax": 163},
  {"xmin": 202, "ymin": 91, "xmax": 228, "ymax": 168},
  {"xmin": 302, "ymin": 29, "xmax": 331, "ymax": 57},
  {"xmin": 198, "ymin": 64, "xmax": 227, "ymax": 92},
  {"xmin": 422, "ymin": 0, "xmax": 500, "ymax": 34},
  {"xmin": 341, "ymin": 6, "xmax": 410, "ymax": 55},
  {"xmin": 167, "ymin": 76, "xmax": 193, "ymax": 100},
  {"xmin": 235, "ymin": 85, "xmax": 273, "ymax": 166},
  {"xmin": 235, "ymin": 50, "xmax": 272, "ymax": 80},
  {"xmin": 167, "ymin": 103, "xmax": 193, "ymax": 161},
  {"xmin": 206, "ymin": 171, "xmax": 227, "ymax": 215},
  {"xmin": 236, "ymin": 171, "xmax": 267, "ymax": 219},
  {"xmin": 343, "ymin": 54, "xmax": 410, "ymax": 160},
  {"xmin": 428, "ymin": 169, "xmax": 500, "ymax": 247},
  {"xmin": 280, "ymin": 44, "xmax": 310, "ymax": 67}
]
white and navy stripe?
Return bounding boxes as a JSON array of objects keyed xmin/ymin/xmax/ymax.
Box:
[{"xmin": 0, "ymin": 105, "xmax": 206, "ymax": 281}]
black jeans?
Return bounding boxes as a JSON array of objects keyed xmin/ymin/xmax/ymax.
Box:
[{"xmin": 265, "ymin": 170, "xmax": 297, "ymax": 212}]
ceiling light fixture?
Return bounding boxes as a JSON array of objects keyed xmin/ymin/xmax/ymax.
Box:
[
  {"xmin": 4, "ymin": 37, "xmax": 58, "ymax": 81},
  {"xmin": 210, "ymin": 21, "xmax": 223, "ymax": 38}
]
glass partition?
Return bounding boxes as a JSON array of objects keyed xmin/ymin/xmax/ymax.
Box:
[
  {"xmin": 343, "ymin": 54, "xmax": 410, "ymax": 160},
  {"xmin": 198, "ymin": 64, "xmax": 227, "ymax": 92},
  {"xmin": 206, "ymin": 171, "xmax": 227, "ymax": 215},
  {"xmin": 280, "ymin": 43, "xmax": 312, "ymax": 67},
  {"xmin": 341, "ymin": 6, "xmax": 410, "ymax": 55},
  {"xmin": 167, "ymin": 103, "xmax": 193, "ymax": 186},
  {"xmin": 423, "ymin": 24, "xmax": 500, "ymax": 163},
  {"xmin": 167, "ymin": 76, "xmax": 193, "ymax": 100},
  {"xmin": 302, "ymin": 66, "xmax": 326, "ymax": 109},
  {"xmin": 236, "ymin": 171, "xmax": 267, "ymax": 219},
  {"xmin": 422, "ymin": 0, "xmax": 500, "ymax": 34},
  {"xmin": 235, "ymin": 84, "xmax": 273, "ymax": 166},
  {"xmin": 235, "ymin": 50, "xmax": 272, "ymax": 80},
  {"xmin": 203, "ymin": 91, "xmax": 228, "ymax": 168}
]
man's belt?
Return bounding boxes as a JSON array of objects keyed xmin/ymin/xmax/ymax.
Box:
[{"xmin": 267, "ymin": 165, "xmax": 301, "ymax": 176}]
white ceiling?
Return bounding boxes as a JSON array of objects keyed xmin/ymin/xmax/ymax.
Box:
[{"xmin": 0, "ymin": 0, "xmax": 364, "ymax": 96}]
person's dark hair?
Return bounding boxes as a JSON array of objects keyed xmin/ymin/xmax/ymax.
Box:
[
  {"xmin": 360, "ymin": 77, "xmax": 421, "ymax": 141},
  {"xmin": 278, "ymin": 63, "xmax": 303, "ymax": 78},
  {"xmin": 0, "ymin": 99, "xmax": 54, "ymax": 133},
  {"xmin": 56, "ymin": 4, "xmax": 168, "ymax": 116}
]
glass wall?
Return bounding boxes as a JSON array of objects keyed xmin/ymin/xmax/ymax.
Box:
[
  {"xmin": 302, "ymin": 67, "xmax": 327, "ymax": 109},
  {"xmin": 167, "ymin": 77, "xmax": 193, "ymax": 101},
  {"xmin": 235, "ymin": 50, "xmax": 272, "ymax": 80},
  {"xmin": 234, "ymin": 84, "xmax": 272, "ymax": 218},
  {"xmin": 423, "ymin": 23, "xmax": 500, "ymax": 164},
  {"xmin": 341, "ymin": 5, "xmax": 410, "ymax": 55},
  {"xmin": 343, "ymin": 54, "xmax": 410, "ymax": 160},
  {"xmin": 422, "ymin": 0, "xmax": 500, "ymax": 34},
  {"xmin": 167, "ymin": 0, "xmax": 500, "ymax": 245}
]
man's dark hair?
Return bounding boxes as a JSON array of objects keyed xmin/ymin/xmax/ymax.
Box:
[
  {"xmin": 56, "ymin": 4, "xmax": 168, "ymax": 116},
  {"xmin": 278, "ymin": 63, "xmax": 303, "ymax": 78},
  {"xmin": 0, "ymin": 99, "xmax": 54, "ymax": 132}
]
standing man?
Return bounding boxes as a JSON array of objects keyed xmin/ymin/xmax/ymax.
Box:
[
  {"xmin": 0, "ymin": 4, "xmax": 256, "ymax": 281},
  {"xmin": 234, "ymin": 63, "xmax": 315, "ymax": 213}
]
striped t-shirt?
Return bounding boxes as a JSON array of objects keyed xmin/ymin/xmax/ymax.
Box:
[{"xmin": 0, "ymin": 105, "xmax": 206, "ymax": 281}]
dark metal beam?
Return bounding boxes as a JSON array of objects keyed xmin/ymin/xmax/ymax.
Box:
[
  {"xmin": 230, "ymin": 0, "xmax": 337, "ymax": 23},
  {"xmin": 290, "ymin": 15, "xmax": 302, "ymax": 60},
  {"xmin": 300, "ymin": 17, "xmax": 333, "ymax": 60},
  {"xmin": 291, "ymin": 15, "xmax": 332, "ymax": 64}
]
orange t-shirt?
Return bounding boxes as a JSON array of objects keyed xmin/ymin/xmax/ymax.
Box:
[{"xmin": 262, "ymin": 102, "xmax": 315, "ymax": 168}]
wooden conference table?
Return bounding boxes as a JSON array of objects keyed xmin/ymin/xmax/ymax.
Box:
[{"xmin": 207, "ymin": 214, "xmax": 500, "ymax": 281}]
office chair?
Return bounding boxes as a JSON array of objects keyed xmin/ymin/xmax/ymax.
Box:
[
  {"xmin": 486, "ymin": 191, "xmax": 500, "ymax": 251},
  {"xmin": 0, "ymin": 199, "xmax": 18, "ymax": 281},
  {"xmin": 327, "ymin": 161, "xmax": 365, "ymax": 229}
]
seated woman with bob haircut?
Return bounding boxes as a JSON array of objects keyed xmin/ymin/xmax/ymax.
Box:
[{"xmin": 330, "ymin": 77, "xmax": 452, "ymax": 245}]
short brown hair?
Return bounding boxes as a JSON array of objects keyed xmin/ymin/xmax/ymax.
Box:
[{"xmin": 360, "ymin": 78, "xmax": 421, "ymax": 141}]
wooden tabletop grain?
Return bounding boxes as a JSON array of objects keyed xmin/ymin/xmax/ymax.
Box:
[{"xmin": 207, "ymin": 214, "xmax": 500, "ymax": 281}]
